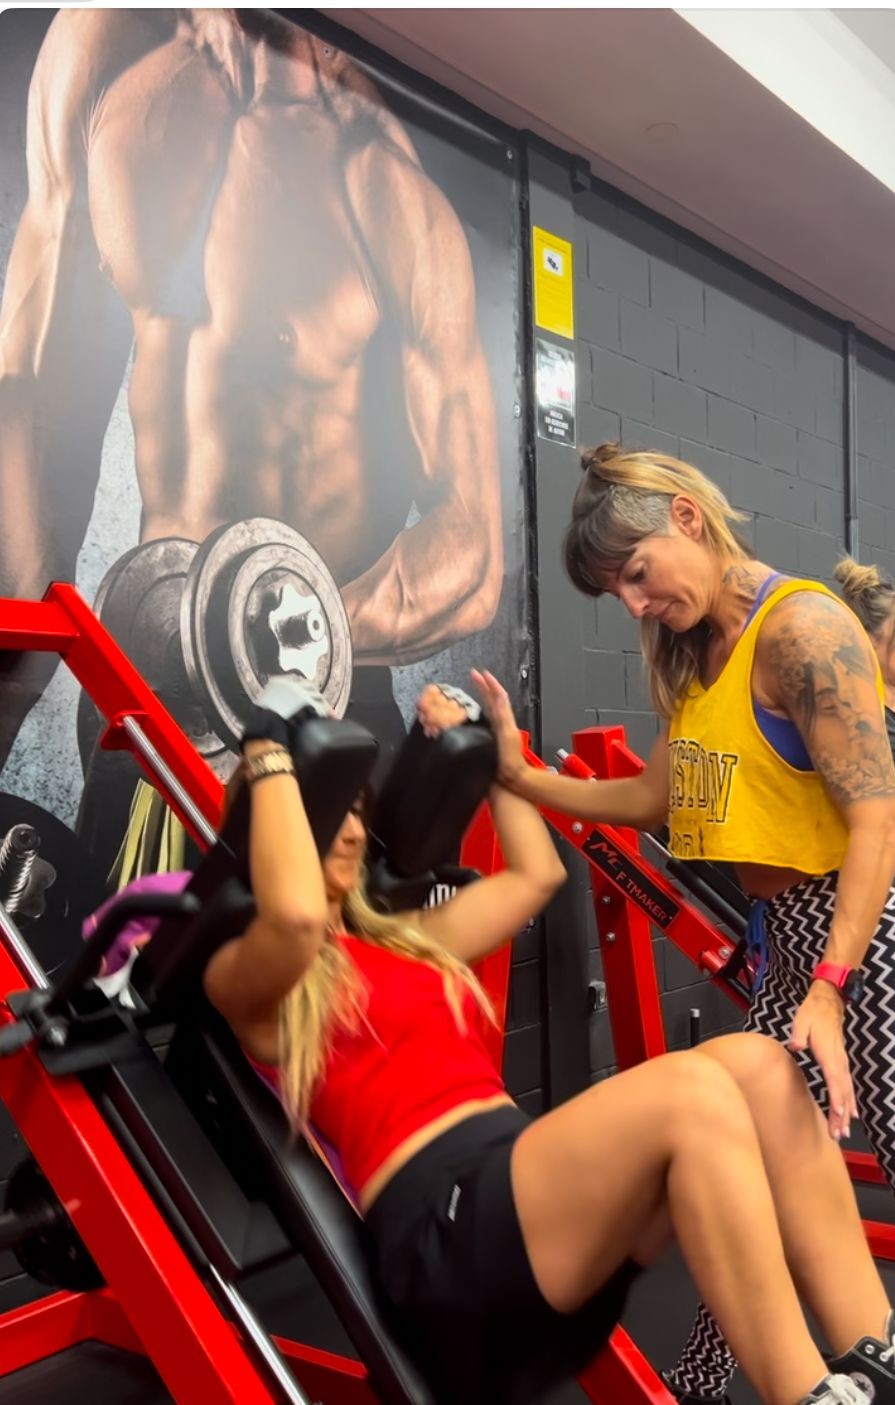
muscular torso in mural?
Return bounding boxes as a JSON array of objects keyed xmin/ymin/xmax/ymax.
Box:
[
  {"xmin": 0, "ymin": 10, "xmax": 502, "ymax": 752},
  {"xmin": 89, "ymin": 14, "xmax": 412, "ymax": 586}
]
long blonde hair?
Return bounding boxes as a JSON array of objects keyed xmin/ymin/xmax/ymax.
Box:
[
  {"xmin": 563, "ymin": 443, "xmax": 752, "ymax": 717},
  {"xmin": 277, "ymin": 878, "xmax": 493, "ymax": 1128},
  {"xmin": 834, "ymin": 557, "xmax": 895, "ymax": 642}
]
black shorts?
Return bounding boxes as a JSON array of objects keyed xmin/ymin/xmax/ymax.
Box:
[{"xmin": 366, "ymin": 1105, "xmax": 639, "ymax": 1405}]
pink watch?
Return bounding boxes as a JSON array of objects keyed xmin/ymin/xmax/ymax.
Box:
[{"xmin": 813, "ymin": 962, "xmax": 865, "ymax": 1005}]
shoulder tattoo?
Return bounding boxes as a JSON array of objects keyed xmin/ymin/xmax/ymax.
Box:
[{"xmin": 763, "ymin": 593, "xmax": 895, "ymax": 804}]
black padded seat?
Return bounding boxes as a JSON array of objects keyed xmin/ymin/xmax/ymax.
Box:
[{"xmin": 165, "ymin": 1010, "xmax": 439, "ymax": 1405}]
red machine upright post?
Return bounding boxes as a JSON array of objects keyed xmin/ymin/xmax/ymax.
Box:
[
  {"xmin": 531, "ymin": 725, "xmax": 667, "ymax": 1069},
  {"xmin": 573, "ymin": 726, "xmax": 668, "ymax": 1068}
]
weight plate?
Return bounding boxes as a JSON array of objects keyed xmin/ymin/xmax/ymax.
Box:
[
  {"xmin": 0, "ymin": 793, "xmax": 107, "ymax": 976},
  {"xmin": 229, "ymin": 544, "xmax": 350, "ymax": 711},
  {"xmin": 5, "ymin": 1158, "xmax": 104, "ymax": 1292},
  {"xmin": 182, "ymin": 519, "xmax": 353, "ymax": 748},
  {"xmin": 89, "ymin": 538, "xmax": 229, "ymax": 770}
]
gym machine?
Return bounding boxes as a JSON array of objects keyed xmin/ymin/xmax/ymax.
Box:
[{"xmin": 0, "ymin": 583, "xmax": 672, "ymax": 1405}]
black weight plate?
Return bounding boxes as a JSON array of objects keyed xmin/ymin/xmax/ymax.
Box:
[
  {"xmin": 5, "ymin": 1159, "xmax": 104, "ymax": 1292},
  {"xmin": 0, "ymin": 793, "xmax": 107, "ymax": 977}
]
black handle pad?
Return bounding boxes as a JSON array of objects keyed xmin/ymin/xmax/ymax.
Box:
[{"xmin": 367, "ymin": 720, "xmax": 496, "ymax": 879}]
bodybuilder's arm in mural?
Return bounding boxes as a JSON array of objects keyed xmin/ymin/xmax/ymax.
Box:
[
  {"xmin": 341, "ymin": 146, "xmax": 504, "ymax": 665},
  {"xmin": 0, "ymin": 10, "xmax": 171, "ymax": 767}
]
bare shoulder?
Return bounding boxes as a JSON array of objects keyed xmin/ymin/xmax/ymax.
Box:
[
  {"xmin": 345, "ymin": 139, "xmax": 474, "ymax": 318},
  {"xmin": 312, "ymin": 38, "xmax": 420, "ymax": 165},
  {"xmin": 27, "ymin": 10, "xmax": 175, "ymax": 182},
  {"xmin": 757, "ymin": 588, "xmax": 893, "ymax": 806},
  {"xmin": 756, "ymin": 588, "xmax": 878, "ymax": 699},
  {"xmin": 32, "ymin": 9, "xmax": 174, "ymax": 93}
]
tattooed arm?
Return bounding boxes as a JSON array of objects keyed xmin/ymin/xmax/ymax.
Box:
[
  {"xmin": 756, "ymin": 590, "xmax": 895, "ymax": 1137},
  {"xmin": 759, "ymin": 589, "xmax": 895, "ymax": 964}
]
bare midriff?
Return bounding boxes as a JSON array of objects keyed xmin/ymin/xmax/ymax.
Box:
[
  {"xmin": 357, "ymin": 1093, "xmax": 515, "ymax": 1214},
  {"xmin": 736, "ymin": 862, "xmax": 818, "ymax": 902}
]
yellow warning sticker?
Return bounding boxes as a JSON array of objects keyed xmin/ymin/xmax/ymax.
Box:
[{"xmin": 532, "ymin": 227, "xmax": 574, "ymax": 341}]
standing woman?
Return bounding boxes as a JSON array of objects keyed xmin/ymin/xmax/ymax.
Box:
[
  {"xmin": 836, "ymin": 558, "xmax": 895, "ymax": 759},
  {"xmin": 488, "ymin": 444, "xmax": 895, "ymax": 1405}
]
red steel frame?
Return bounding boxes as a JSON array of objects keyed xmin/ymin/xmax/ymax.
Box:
[
  {"xmin": 0, "ymin": 587, "xmax": 667, "ymax": 1404},
  {"xmin": 531, "ymin": 723, "xmax": 895, "ymax": 1264}
]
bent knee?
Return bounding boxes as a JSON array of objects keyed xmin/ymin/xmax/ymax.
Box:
[
  {"xmin": 663, "ymin": 1050, "xmax": 746, "ymax": 1121},
  {"xmin": 702, "ymin": 1031, "xmax": 803, "ymax": 1097}
]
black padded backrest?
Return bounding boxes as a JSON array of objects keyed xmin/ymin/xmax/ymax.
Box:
[{"xmin": 166, "ymin": 1012, "xmax": 439, "ymax": 1405}]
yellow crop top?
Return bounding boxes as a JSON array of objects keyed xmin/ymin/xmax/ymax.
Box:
[{"xmin": 667, "ymin": 578, "xmax": 883, "ymax": 872}]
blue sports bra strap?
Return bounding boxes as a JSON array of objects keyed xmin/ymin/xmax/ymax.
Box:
[{"xmin": 744, "ymin": 572, "xmax": 785, "ymax": 629}]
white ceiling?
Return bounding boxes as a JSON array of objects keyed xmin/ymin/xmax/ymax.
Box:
[
  {"xmin": 325, "ymin": 7, "xmax": 895, "ymax": 352},
  {"xmin": 836, "ymin": 8, "xmax": 895, "ymax": 72}
]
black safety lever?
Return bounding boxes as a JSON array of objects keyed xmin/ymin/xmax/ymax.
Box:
[{"xmin": 0, "ymin": 892, "xmax": 199, "ymax": 1059}]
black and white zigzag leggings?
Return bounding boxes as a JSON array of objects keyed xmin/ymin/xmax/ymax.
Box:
[{"xmin": 666, "ymin": 873, "xmax": 895, "ymax": 1400}]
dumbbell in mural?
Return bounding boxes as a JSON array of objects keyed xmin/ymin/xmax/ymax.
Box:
[{"xmin": 79, "ymin": 518, "xmax": 353, "ymax": 778}]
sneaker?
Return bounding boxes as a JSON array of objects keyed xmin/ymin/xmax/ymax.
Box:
[
  {"xmin": 829, "ymin": 1313, "xmax": 895, "ymax": 1401},
  {"xmin": 659, "ymin": 1371, "xmax": 732, "ymax": 1404},
  {"xmin": 799, "ymin": 1375, "xmax": 873, "ymax": 1404}
]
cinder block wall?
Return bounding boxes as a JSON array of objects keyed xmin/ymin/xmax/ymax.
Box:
[{"xmin": 858, "ymin": 338, "xmax": 895, "ymax": 577}]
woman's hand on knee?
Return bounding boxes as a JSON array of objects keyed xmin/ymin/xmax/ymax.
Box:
[{"xmin": 788, "ymin": 986, "xmax": 857, "ymax": 1142}]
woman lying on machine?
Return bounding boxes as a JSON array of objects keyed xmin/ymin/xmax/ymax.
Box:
[{"xmin": 192, "ymin": 673, "xmax": 895, "ymax": 1405}]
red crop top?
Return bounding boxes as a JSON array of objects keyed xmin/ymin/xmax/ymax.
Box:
[{"xmin": 253, "ymin": 934, "xmax": 506, "ymax": 1196}]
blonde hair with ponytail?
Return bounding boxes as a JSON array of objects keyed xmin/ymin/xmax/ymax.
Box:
[
  {"xmin": 563, "ymin": 443, "xmax": 752, "ymax": 718},
  {"xmin": 834, "ymin": 557, "xmax": 895, "ymax": 642},
  {"xmin": 277, "ymin": 879, "xmax": 493, "ymax": 1129}
]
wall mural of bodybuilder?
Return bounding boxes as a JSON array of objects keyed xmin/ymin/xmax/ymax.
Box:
[{"xmin": 0, "ymin": 9, "xmax": 525, "ymax": 938}]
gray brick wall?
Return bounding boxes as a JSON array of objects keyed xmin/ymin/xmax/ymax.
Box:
[
  {"xmin": 570, "ymin": 176, "xmax": 895, "ymax": 1081},
  {"xmin": 858, "ymin": 337, "xmax": 895, "ymax": 575}
]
